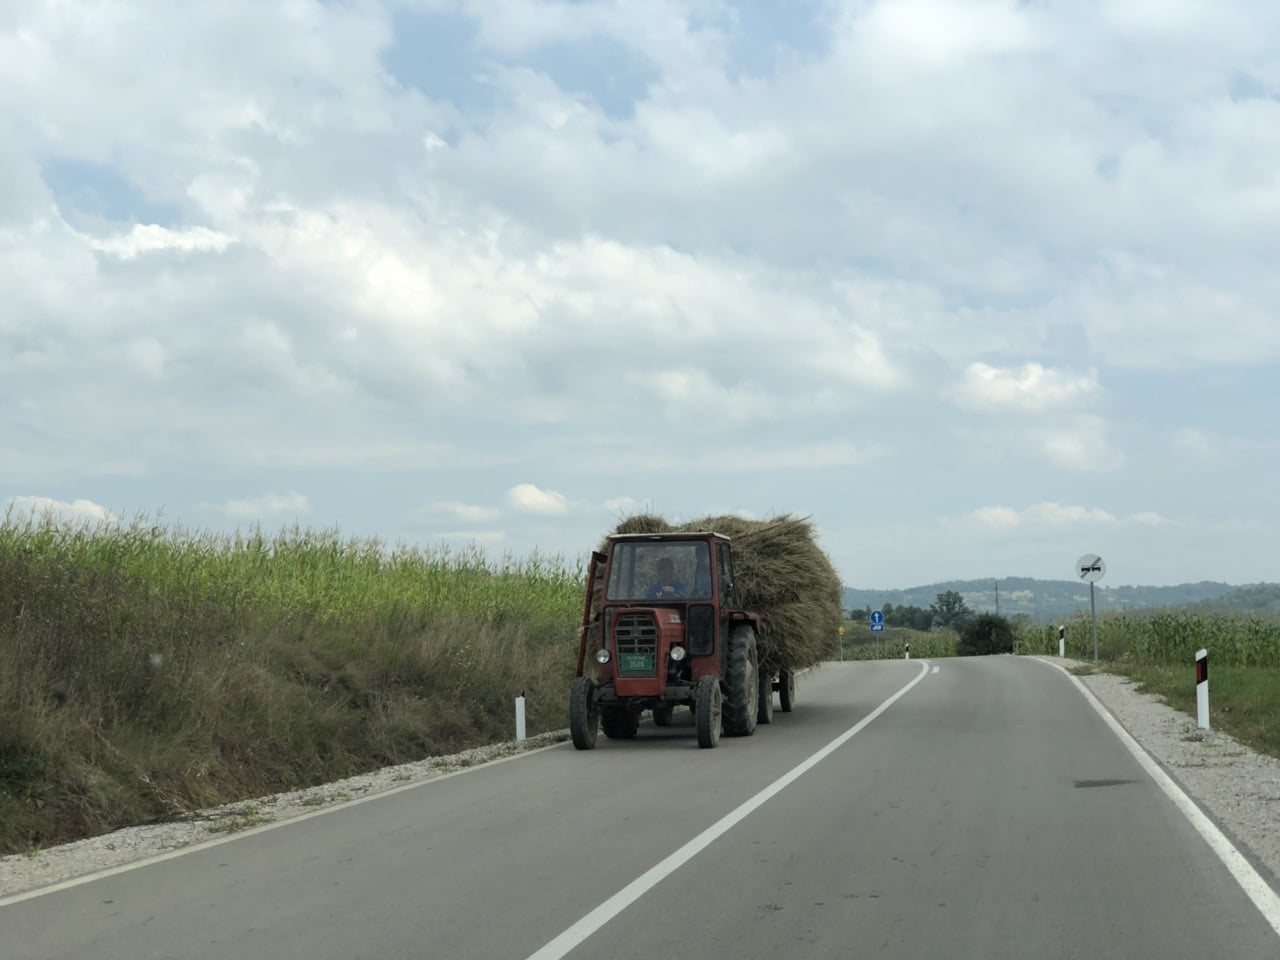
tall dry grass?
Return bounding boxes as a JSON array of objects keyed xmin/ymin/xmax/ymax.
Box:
[{"xmin": 0, "ymin": 512, "xmax": 582, "ymax": 853}]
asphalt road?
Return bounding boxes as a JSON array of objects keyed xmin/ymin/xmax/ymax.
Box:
[{"xmin": 4, "ymin": 658, "xmax": 1278, "ymax": 959}]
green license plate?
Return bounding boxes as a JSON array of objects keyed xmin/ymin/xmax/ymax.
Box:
[{"xmin": 619, "ymin": 653, "xmax": 655, "ymax": 673}]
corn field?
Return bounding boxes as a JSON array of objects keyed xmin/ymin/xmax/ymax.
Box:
[
  {"xmin": 0, "ymin": 511, "xmax": 586, "ymax": 853},
  {"xmin": 1022, "ymin": 612, "xmax": 1280, "ymax": 667}
]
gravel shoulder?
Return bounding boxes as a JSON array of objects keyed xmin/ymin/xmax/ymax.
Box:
[{"xmin": 4, "ymin": 656, "xmax": 1279, "ymax": 900}]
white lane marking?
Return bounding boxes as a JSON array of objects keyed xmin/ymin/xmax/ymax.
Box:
[
  {"xmin": 525, "ymin": 659, "xmax": 932, "ymax": 960},
  {"xmin": 0, "ymin": 740, "xmax": 566, "ymax": 908},
  {"xmin": 1032, "ymin": 657, "xmax": 1280, "ymax": 940},
  {"xmin": 931, "ymin": 665, "xmax": 940, "ymax": 674}
]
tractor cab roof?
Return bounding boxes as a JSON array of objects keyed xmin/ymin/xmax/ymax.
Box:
[{"xmin": 605, "ymin": 531, "xmax": 731, "ymax": 544}]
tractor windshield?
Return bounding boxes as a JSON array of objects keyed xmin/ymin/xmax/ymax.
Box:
[{"xmin": 605, "ymin": 540, "xmax": 712, "ymax": 601}]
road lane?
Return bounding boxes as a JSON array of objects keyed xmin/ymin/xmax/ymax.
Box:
[
  {"xmin": 550, "ymin": 657, "xmax": 1279, "ymax": 959},
  {"xmin": 0, "ymin": 661, "xmax": 918, "ymax": 959},
  {"xmin": 5, "ymin": 658, "xmax": 1276, "ymax": 959}
]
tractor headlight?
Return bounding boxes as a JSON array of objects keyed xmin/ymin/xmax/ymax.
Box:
[
  {"xmin": 669, "ymin": 644, "xmax": 687, "ymax": 662},
  {"xmin": 595, "ymin": 648, "xmax": 612, "ymax": 664}
]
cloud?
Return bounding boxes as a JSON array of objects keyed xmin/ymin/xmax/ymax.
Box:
[
  {"xmin": 1130, "ymin": 511, "xmax": 1174, "ymax": 527},
  {"xmin": 223, "ymin": 491, "xmax": 310, "ymax": 520},
  {"xmin": 85, "ymin": 224, "xmax": 235, "ymax": 259},
  {"xmin": 575, "ymin": 440, "xmax": 879, "ymax": 476},
  {"xmin": 1172, "ymin": 427, "xmax": 1216, "ymax": 459},
  {"xmin": 419, "ymin": 500, "xmax": 501, "ymax": 522},
  {"xmin": 506, "ymin": 483, "xmax": 569, "ymax": 515},
  {"xmin": 1035, "ymin": 418, "xmax": 1124, "ymax": 472},
  {"xmin": 602, "ymin": 496, "xmax": 645, "ymax": 514},
  {"xmin": 965, "ymin": 502, "xmax": 1119, "ymax": 531},
  {"xmin": 949, "ymin": 362, "xmax": 1101, "ymax": 412},
  {"xmin": 4, "ymin": 495, "xmax": 116, "ymax": 525}
]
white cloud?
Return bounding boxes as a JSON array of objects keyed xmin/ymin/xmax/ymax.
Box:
[
  {"xmin": 855, "ymin": 0, "xmax": 1045, "ymax": 71},
  {"xmin": 1035, "ymin": 418, "xmax": 1125, "ymax": 472},
  {"xmin": 506, "ymin": 483, "xmax": 570, "ymax": 515},
  {"xmin": 420, "ymin": 501, "xmax": 501, "ymax": 522},
  {"xmin": 1130, "ymin": 511, "xmax": 1174, "ymax": 527},
  {"xmin": 965, "ymin": 502, "xmax": 1119, "ymax": 531},
  {"xmin": 1172, "ymin": 427, "xmax": 1216, "ymax": 459},
  {"xmin": 5, "ymin": 495, "xmax": 116, "ymax": 525},
  {"xmin": 575, "ymin": 440, "xmax": 879, "ymax": 475},
  {"xmin": 85, "ymin": 224, "xmax": 235, "ymax": 260},
  {"xmin": 971, "ymin": 506, "xmax": 1021, "ymax": 530},
  {"xmin": 223, "ymin": 491, "xmax": 310, "ymax": 520},
  {"xmin": 949, "ymin": 362, "xmax": 1101, "ymax": 412},
  {"xmin": 602, "ymin": 496, "xmax": 644, "ymax": 513}
]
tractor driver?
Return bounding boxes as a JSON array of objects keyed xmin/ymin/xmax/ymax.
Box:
[{"xmin": 645, "ymin": 557, "xmax": 688, "ymax": 599}]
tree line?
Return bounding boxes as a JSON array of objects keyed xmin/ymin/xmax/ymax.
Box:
[{"xmin": 850, "ymin": 590, "xmax": 973, "ymax": 631}]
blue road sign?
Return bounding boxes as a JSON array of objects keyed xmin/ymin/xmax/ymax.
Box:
[
  {"xmin": 871, "ymin": 623, "xmax": 884, "ymax": 633},
  {"xmin": 870, "ymin": 610, "xmax": 885, "ymax": 632}
]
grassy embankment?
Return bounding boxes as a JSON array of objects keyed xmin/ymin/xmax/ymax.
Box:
[
  {"xmin": 843, "ymin": 613, "xmax": 1280, "ymax": 759},
  {"xmin": 0, "ymin": 515, "xmax": 584, "ymax": 855},
  {"xmin": 1022, "ymin": 613, "xmax": 1280, "ymax": 759}
]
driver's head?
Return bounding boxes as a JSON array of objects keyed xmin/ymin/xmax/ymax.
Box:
[{"xmin": 656, "ymin": 557, "xmax": 674, "ymax": 577}]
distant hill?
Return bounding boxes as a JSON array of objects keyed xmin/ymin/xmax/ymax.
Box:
[
  {"xmin": 840, "ymin": 578, "xmax": 1278, "ymax": 622},
  {"xmin": 1198, "ymin": 583, "xmax": 1280, "ymax": 615}
]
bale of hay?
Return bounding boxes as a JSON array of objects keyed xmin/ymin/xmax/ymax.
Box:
[{"xmin": 601, "ymin": 513, "xmax": 843, "ymax": 670}]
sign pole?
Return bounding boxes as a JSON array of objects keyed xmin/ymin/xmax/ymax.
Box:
[{"xmin": 1090, "ymin": 582, "xmax": 1098, "ymax": 662}]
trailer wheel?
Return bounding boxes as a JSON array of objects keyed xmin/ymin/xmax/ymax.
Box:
[
  {"xmin": 601, "ymin": 706, "xmax": 639, "ymax": 739},
  {"xmin": 757, "ymin": 671, "xmax": 775, "ymax": 724},
  {"xmin": 653, "ymin": 703, "xmax": 675, "ymax": 727},
  {"xmin": 779, "ymin": 669, "xmax": 796, "ymax": 712},
  {"xmin": 722, "ymin": 624, "xmax": 759, "ymax": 737},
  {"xmin": 694, "ymin": 675, "xmax": 722, "ymax": 748},
  {"xmin": 569, "ymin": 677, "xmax": 599, "ymax": 750}
]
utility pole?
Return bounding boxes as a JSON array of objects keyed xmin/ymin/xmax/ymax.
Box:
[{"xmin": 994, "ymin": 580, "xmax": 999, "ymax": 616}]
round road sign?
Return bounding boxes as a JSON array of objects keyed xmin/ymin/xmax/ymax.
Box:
[{"xmin": 1076, "ymin": 554, "xmax": 1106, "ymax": 582}]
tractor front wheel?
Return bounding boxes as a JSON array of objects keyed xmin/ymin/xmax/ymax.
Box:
[
  {"xmin": 569, "ymin": 677, "xmax": 599, "ymax": 750},
  {"xmin": 694, "ymin": 675, "xmax": 722, "ymax": 748},
  {"xmin": 779, "ymin": 669, "xmax": 797, "ymax": 712}
]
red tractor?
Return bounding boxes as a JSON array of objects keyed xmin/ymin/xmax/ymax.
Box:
[{"xmin": 569, "ymin": 532, "xmax": 794, "ymax": 749}]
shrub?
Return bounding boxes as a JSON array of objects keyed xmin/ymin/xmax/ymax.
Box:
[{"xmin": 958, "ymin": 613, "xmax": 1015, "ymax": 656}]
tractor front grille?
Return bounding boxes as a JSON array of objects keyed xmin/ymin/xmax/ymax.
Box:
[{"xmin": 614, "ymin": 613, "xmax": 658, "ymax": 677}]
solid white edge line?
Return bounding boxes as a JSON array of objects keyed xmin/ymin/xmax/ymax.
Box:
[
  {"xmin": 524, "ymin": 659, "xmax": 932, "ymax": 960},
  {"xmin": 0, "ymin": 739, "xmax": 566, "ymax": 909},
  {"xmin": 1030, "ymin": 657, "xmax": 1280, "ymax": 939}
]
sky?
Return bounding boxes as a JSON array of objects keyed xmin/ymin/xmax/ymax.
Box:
[{"xmin": 2, "ymin": 0, "xmax": 1279, "ymax": 590}]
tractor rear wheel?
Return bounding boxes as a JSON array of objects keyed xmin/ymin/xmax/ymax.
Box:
[
  {"xmin": 569, "ymin": 677, "xmax": 599, "ymax": 750},
  {"xmin": 757, "ymin": 671, "xmax": 775, "ymax": 724},
  {"xmin": 722, "ymin": 624, "xmax": 759, "ymax": 737},
  {"xmin": 653, "ymin": 702, "xmax": 675, "ymax": 726},
  {"xmin": 601, "ymin": 706, "xmax": 639, "ymax": 739},
  {"xmin": 694, "ymin": 675, "xmax": 721, "ymax": 748},
  {"xmin": 779, "ymin": 669, "xmax": 796, "ymax": 712}
]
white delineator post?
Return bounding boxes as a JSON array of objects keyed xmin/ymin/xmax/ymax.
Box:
[
  {"xmin": 516, "ymin": 691, "xmax": 527, "ymax": 741},
  {"xmin": 1195, "ymin": 649, "xmax": 1209, "ymax": 731},
  {"xmin": 1058, "ymin": 625, "xmax": 1065, "ymax": 658},
  {"xmin": 904, "ymin": 641, "xmax": 911, "ymax": 661}
]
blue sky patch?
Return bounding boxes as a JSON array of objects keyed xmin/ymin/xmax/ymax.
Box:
[{"xmin": 41, "ymin": 157, "xmax": 181, "ymax": 228}]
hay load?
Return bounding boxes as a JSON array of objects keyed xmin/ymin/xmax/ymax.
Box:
[{"xmin": 603, "ymin": 513, "xmax": 844, "ymax": 671}]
